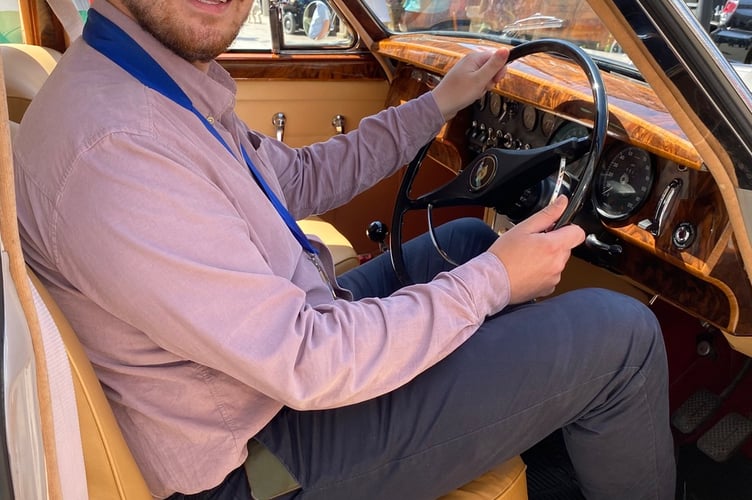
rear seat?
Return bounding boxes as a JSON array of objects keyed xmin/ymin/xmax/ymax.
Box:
[
  {"xmin": 1, "ymin": 44, "xmax": 61, "ymax": 123},
  {"xmin": 4, "ymin": 42, "xmax": 527, "ymax": 500}
]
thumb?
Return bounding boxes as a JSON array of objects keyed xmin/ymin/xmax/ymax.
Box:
[{"xmin": 518, "ymin": 195, "xmax": 568, "ymax": 233}]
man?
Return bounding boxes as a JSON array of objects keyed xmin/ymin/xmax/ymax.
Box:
[
  {"xmin": 306, "ymin": 0, "xmax": 330, "ymax": 40},
  {"xmin": 13, "ymin": 0, "xmax": 675, "ymax": 498}
]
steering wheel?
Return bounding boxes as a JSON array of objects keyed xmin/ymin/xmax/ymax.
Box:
[{"xmin": 389, "ymin": 39, "xmax": 608, "ymax": 285}]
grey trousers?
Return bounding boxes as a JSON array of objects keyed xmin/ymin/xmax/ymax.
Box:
[{"xmin": 176, "ymin": 218, "xmax": 674, "ymax": 500}]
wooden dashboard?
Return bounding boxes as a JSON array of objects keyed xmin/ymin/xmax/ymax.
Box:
[{"xmin": 376, "ymin": 35, "xmax": 752, "ymax": 336}]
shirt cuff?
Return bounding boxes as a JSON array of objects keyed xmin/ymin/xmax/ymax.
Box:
[{"xmin": 449, "ymin": 251, "xmax": 511, "ymax": 319}]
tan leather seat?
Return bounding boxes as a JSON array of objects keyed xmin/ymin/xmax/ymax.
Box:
[
  {"xmin": 9, "ymin": 43, "xmax": 527, "ymax": 500},
  {"xmin": 441, "ymin": 457, "xmax": 527, "ymax": 499},
  {"xmin": 298, "ymin": 215, "xmax": 359, "ymax": 274},
  {"xmin": 9, "ymin": 118, "xmax": 18, "ymax": 141}
]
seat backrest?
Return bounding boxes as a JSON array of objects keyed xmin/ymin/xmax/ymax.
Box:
[
  {"xmin": 27, "ymin": 270, "xmax": 152, "ymax": 499},
  {"xmin": 1, "ymin": 44, "xmax": 61, "ymax": 123}
]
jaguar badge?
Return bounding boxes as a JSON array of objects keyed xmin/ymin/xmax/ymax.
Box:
[{"xmin": 469, "ymin": 155, "xmax": 497, "ymax": 192}]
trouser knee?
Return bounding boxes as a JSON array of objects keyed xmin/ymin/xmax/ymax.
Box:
[{"xmin": 584, "ymin": 288, "xmax": 666, "ymax": 379}]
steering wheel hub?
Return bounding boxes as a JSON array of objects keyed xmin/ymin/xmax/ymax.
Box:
[{"xmin": 469, "ymin": 155, "xmax": 498, "ymax": 192}]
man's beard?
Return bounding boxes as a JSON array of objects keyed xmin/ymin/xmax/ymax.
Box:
[{"xmin": 121, "ymin": 0, "xmax": 244, "ymax": 63}]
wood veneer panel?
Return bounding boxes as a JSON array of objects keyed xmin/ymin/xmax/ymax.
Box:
[
  {"xmin": 376, "ymin": 35, "xmax": 703, "ymax": 168},
  {"xmin": 219, "ymin": 54, "xmax": 385, "ymax": 81}
]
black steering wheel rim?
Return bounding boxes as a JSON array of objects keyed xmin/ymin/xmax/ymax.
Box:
[{"xmin": 389, "ymin": 38, "xmax": 609, "ymax": 285}]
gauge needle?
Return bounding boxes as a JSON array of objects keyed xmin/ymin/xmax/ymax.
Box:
[{"xmin": 607, "ymin": 179, "xmax": 636, "ymax": 196}]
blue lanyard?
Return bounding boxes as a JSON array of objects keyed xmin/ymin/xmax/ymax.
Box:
[{"xmin": 82, "ymin": 9, "xmax": 319, "ymax": 256}]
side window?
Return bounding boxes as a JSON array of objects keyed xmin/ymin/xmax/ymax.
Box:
[
  {"xmin": 230, "ymin": 0, "xmax": 354, "ymax": 51},
  {"xmin": 231, "ymin": 0, "xmax": 273, "ymax": 50},
  {"xmin": 0, "ymin": 0, "xmax": 22, "ymax": 43}
]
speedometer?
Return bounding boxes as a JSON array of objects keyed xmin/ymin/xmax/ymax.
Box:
[{"xmin": 593, "ymin": 145, "xmax": 654, "ymax": 221}]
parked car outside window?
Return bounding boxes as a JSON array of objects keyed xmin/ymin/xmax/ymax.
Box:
[{"xmin": 712, "ymin": 1, "xmax": 752, "ymax": 63}]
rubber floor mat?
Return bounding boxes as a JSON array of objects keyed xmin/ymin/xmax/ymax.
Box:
[
  {"xmin": 521, "ymin": 431, "xmax": 585, "ymax": 500},
  {"xmin": 676, "ymin": 444, "xmax": 752, "ymax": 500}
]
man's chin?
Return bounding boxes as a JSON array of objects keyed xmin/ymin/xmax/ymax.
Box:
[{"xmin": 161, "ymin": 30, "xmax": 239, "ymax": 63}]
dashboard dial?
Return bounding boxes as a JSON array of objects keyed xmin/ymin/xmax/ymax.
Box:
[
  {"xmin": 522, "ymin": 105, "xmax": 537, "ymax": 131},
  {"xmin": 593, "ymin": 145, "xmax": 654, "ymax": 221},
  {"xmin": 540, "ymin": 113, "xmax": 558, "ymax": 137},
  {"xmin": 489, "ymin": 93, "xmax": 503, "ymax": 118}
]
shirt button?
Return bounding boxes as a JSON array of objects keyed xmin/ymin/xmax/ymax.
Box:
[{"xmin": 207, "ymin": 116, "xmax": 215, "ymax": 124}]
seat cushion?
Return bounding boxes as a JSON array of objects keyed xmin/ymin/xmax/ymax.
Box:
[
  {"xmin": 297, "ymin": 215, "xmax": 359, "ymax": 275},
  {"xmin": 440, "ymin": 456, "xmax": 528, "ymax": 500}
]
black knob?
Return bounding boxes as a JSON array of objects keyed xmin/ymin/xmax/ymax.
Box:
[{"xmin": 367, "ymin": 221, "xmax": 389, "ymax": 244}]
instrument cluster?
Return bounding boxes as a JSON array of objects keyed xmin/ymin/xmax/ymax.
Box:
[{"xmin": 469, "ymin": 92, "xmax": 657, "ymax": 224}]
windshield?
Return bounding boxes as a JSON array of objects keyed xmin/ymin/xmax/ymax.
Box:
[
  {"xmin": 362, "ymin": 0, "xmax": 752, "ymax": 91},
  {"xmin": 364, "ymin": 0, "xmax": 651, "ymax": 73}
]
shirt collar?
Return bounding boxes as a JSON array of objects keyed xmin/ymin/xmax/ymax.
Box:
[{"xmin": 91, "ymin": 0, "xmax": 237, "ymax": 121}]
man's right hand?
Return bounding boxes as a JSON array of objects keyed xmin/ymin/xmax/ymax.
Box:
[
  {"xmin": 432, "ymin": 48, "xmax": 509, "ymax": 121},
  {"xmin": 488, "ymin": 195, "xmax": 585, "ymax": 304}
]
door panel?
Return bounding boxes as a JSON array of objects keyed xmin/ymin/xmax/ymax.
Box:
[{"xmin": 234, "ymin": 79, "xmax": 389, "ymax": 147}]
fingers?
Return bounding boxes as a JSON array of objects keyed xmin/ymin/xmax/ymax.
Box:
[
  {"xmin": 487, "ymin": 195, "xmax": 586, "ymax": 304},
  {"xmin": 432, "ymin": 48, "xmax": 510, "ymax": 120},
  {"xmin": 516, "ymin": 196, "xmax": 585, "ymax": 249},
  {"xmin": 476, "ymin": 48, "xmax": 509, "ymax": 88},
  {"xmin": 517, "ymin": 195, "xmax": 568, "ymax": 233},
  {"xmin": 549, "ymin": 223, "xmax": 586, "ymax": 251},
  {"xmin": 465, "ymin": 48, "xmax": 509, "ymax": 88}
]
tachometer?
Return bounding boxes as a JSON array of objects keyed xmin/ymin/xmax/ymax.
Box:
[
  {"xmin": 593, "ymin": 145, "xmax": 654, "ymax": 221},
  {"xmin": 502, "ymin": 121, "xmax": 590, "ymax": 223},
  {"xmin": 549, "ymin": 122, "xmax": 589, "ymax": 180}
]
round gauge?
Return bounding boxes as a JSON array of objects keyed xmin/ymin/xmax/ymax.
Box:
[
  {"xmin": 593, "ymin": 145, "xmax": 654, "ymax": 221},
  {"xmin": 489, "ymin": 93, "xmax": 503, "ymax": 117},
  {"xmin": 522, "ymin": 105, "xmax": 537, "ymax": 131},
  {"xmin": 541, "ymin": 113, "xmax": 558, "ymax": 138},
  {"xmin": 548, "ymin": 122, "xmax": 589, "ymax": 180}
]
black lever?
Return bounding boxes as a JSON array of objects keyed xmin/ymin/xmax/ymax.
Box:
[{"xmin": 367, "ymin": 221, "xmax": 389, "ymax": 253}]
